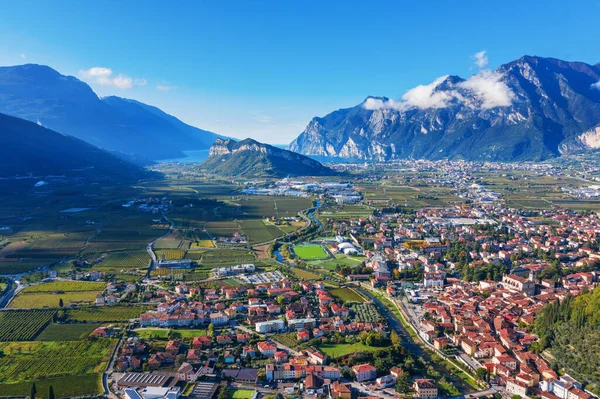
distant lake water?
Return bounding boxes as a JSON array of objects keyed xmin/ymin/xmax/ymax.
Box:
[
  {"xmin": 159, "ymin": 144, "xmax": 290, "ymax": 164},
  {"xmin": 159, "ymin": 150, "xmax": 211, "ymax": 163}
]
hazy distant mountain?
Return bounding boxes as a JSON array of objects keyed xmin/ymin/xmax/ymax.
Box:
[
  {"xmin": 0, "ymin": 64, "xmax": 223, "ymax": 160},
  {"xmin": 0, "ymin": 112, "xmax": 145, "ymax": 179},
  {"xmin": 289, "ymin": 56, "xmax": 600, "ymax": 161},
  {"xmin": 201, "ymin": 138, "xmax": 336, "ymax": 177}
]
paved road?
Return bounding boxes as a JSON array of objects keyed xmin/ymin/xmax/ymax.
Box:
[
  {"xmin": 0, "ymin": 280, "xmax": 24, "ymax": 309},
  {"xmin": 103, "ymin": 334, "xmax": 124, "ymax": 399},
  {"xmin": 145, "ymin": 211, "xmax": 174, "ymax": 278},
  {"xmin": 450, "ymin": 387, "xmax": 497, "ymax": 399},
  {"xmin": 349, "ymin": 381, "xmax": 396, "ymax": 399}
]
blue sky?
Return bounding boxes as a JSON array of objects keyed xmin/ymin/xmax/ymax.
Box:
[{"xmin": 1, "ymin": 0, "xmax": 599, "ymax": 144}]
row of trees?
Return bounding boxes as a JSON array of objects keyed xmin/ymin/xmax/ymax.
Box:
[{"xmin": 30, "ymin": 383, "xmax": 55, "ymax": 399}]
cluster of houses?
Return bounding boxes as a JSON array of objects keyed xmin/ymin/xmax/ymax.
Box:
[{"xmin": 414, "ymin": 274, "xmax": 598, "ymax": 399}]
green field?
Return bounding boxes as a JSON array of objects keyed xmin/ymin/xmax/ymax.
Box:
[
  {"xmin": 290, "ymin": 267, "xmax": 322, "ymax": 281},
  {"xmin": 0, "ymin": 339, "xmax": 116, "ymax": 384},
  {"xmin": 0, "ymin": 309, "xmax": 56, "ymax": 341},
  {"xmin": 0, "ymin": 373, "xmax": 102, "ymax": 399},
  {"xmin": 238, "ymin": 219, "xmax": 285, "ymax": 244},
  {"xmin": 36, "ymin": 323, "xmax": 101, "ymax": 341},
  {"xmin": 308, "ymin": 254, "xmax": 363, "ymax": 270},
  {"xmin": 67, "ymin": 306, "xmax": 146, "ymax": 322},
  {"xmin": 134, "ymin": 328, "xmax": 207, "ymax": 339},
  {"xmin": 22, "ymin": 281, "xmax": 106, "ymax": 293},
  {"xmin": 329, "ymin": 287, "xmax": 365, "ymax": 303},
  {"xmin": 317, "ymin": 342, "xmax": 383, "ymax": 357},
  {"xmin": 272, "ymin": 332, "xmax": 299, "ymax": 349},
  {"xmin": 96, "ymin": 250, "xmax": 150, "ymax": 269},
  {"xmin": 200, "ymin": 248, "xmax": 256, "ymax": 267},
  {"xmin": 228, "ymin": 389, "xmax": 256, "ymax": 399},
  {"xmin": 293, "ymin": 244, "xmax": 329, "ymax": 260},
  {"xmin": 9, "ymin": 291, "xmax": 102, "ymax": 308}
]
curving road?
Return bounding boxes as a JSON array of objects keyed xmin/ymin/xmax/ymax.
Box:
[{"xmin": 145, "ymin": 211, "xmax": 174, "ymax": 278}]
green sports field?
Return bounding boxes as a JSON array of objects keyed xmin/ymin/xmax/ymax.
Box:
[{"xmin": 293, "ymin": 244, "xmax": 329, "ymax": 260}]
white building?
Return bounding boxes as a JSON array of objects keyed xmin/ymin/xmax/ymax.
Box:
[{"xmin": 255, "ymin": 319, "xmax": 285, "ymax": 333}]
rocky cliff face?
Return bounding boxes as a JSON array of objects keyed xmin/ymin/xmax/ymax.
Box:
[{"xmin": 289, "ymin": 56, "xmax": 600, "ymax": 161}]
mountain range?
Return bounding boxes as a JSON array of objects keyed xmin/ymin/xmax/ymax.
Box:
[
  {"xmin": 0, "ymin": 64, "xmax": 222, "ymax": 160},
  {"xmin": 201, "ymin": 138, "xmax": 335, "ymax": 177},
  {"xmin": 289, "ymin": 56, "xmax": 600, "ymax": 161},
  {"xmin": 0, "ymin": 112, "xmax": 145, "ymax": 179}
]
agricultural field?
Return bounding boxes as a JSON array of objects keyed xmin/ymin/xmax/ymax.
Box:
[
  {"xmin": 133, "ymin": 328, "xmax": 207, "ymax": 340},
  {"xmin": 0, "ymin": 309, "xmax": 56, "ymax": 341},
  {"xmin": 293, "ymin": 244, "xmax": 329, "ymax": 260},
  {"xmin": 21, "ymin": 281, "xmax": 106, "ymax": 293},
  {"xmin": 36, "ymin": 323, "xmax": 101, "ymax": 341},
  {"xmin": 0, "ymin": 373, "xmax": 102, "ymax": 399},
  {"xmin": 83, "ymin": 213, "xmax": 169, "ymax": 255},
  {"xmin": 200, "ymin": 248, "xmax": 256, "ymax": 267},
  {"xmin": 272, "ymin": 332, "xmax": 299, "ymax": 349},
  {"xmin": 96, "ymin": 250, "xmax": 150, "ymax": 270},
  {"xmin": 329, "ymin": 287, "xmax": 365, "ymax": 303},
  {"xmin": 205, "ymin": 221, "xmax": 239, "ymax": 237},
  {"xmin": 277, "ymin": 221, "xmax": 305, "ymax": 234},
  {"xmin": 308, "ymin": 254, "xmax": 363, "ymax": 270},
  {"xmin": 351, "ymin": 303, "xmax": 385, "ymax": 323},
  {"xmin": 150, "ymin": 268, "xmax": 210, "ymax": 281},
  {"xmin": 67, "ymin": 306, "xmax": 147, "ymax": 322},
  {"xmin": 0, "ymin": 339, "xmax": 116, "ymax": 384},
  {"xmin": 289, "ymin": 267, "xmax": 322, "ymax": 281},
  {"xmin": 154, "ymin": 248, "xmax": 185, "ymax": 260},
  {"xmin": 320, "ymin": 204, "xmax": 372, "ymax": 220},
  {"xmin": 238, "ymin": 219, "xmax": 285, "ymax": 244},
  {"xmin": 233, "ymin": 196, "xmax": 312, "ymax": 219},
  {"xmin": 185, "ymin": 250, "xmax": 206, "ymax": 260},
  {"xmin": 317, "ymin": 342, "xmax": 383, "ymax": 358},
  {"xmin": 190, "ymin": 239, "xmax": 215, "ymax": 249},
  {"xmin": 9, "ymin": 290, "xmax": 102, "ymax": 308}
]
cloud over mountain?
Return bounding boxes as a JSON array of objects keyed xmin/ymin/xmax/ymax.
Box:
[{"xmin": 364, "ymin": 70, "xmax": 514, "ymax": 111}]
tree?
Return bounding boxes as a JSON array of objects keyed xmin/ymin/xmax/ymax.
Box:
[
  {"xmin": 396, "ymin": 372, "xmax": 410, "ymax": 393},
  {"xmin": 391, "ymin": 331, "xmax": 402, "ymax": 350},
  {"xmin": 476, "ymin": 367, "xmax": 488, "ymax": 381},
  {"xmin": 218, "ymin": 386, "xmax": 228, "ymax": 399},
  {"xmin": 208, "ymin": 323, "xmax": 215, "ymax": 338},
  {"xmin": 48, "ymin": 386, "xmax": 55, "ymax": 399},
  {"xmin": 175, "ymin": 354, "xmax": 186, "ymax": 367},
  {"xmin": 30, "ymin": 383, "xmax": 37, "ymax": 399},
  {"xmin": 511, "ymin": 395, "xmax": 522, "ymax": 399},
  {"xmin": 58, "ymin": 298, "xmax": 63, "ymax": 308}
]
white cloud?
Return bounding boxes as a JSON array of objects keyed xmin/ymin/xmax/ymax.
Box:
[
  {"xmin": 364, "ymin": 76, "xmax": 462, "ymax": 111},
  {"xmin": 156, "ymin": 84, "xmax": 175, "ymax": 92},
  {"xmin": 20, "ymin": 53, "xmax": 26, "ymax": 60},
  {"xmin": 472, "ymin": 50, "xmax": 488, "ymax": 68},
  {"xmin": 592, "ymin": 81, "xmax": 600, "ymax": 90},
  {"xmin": 79, "ymin": 67, "xmax": 145, "ymax": 90},
  {"xmin": 401, "ymin": 75, "xmax": 463, "ymax": 109},
  {"xmin": 363, "ymin": 70, "xmax": 514, "ymax": 112},
  {"xmin": 457, "ymin": 70, "xmax": 515, "ymax": 109}
]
